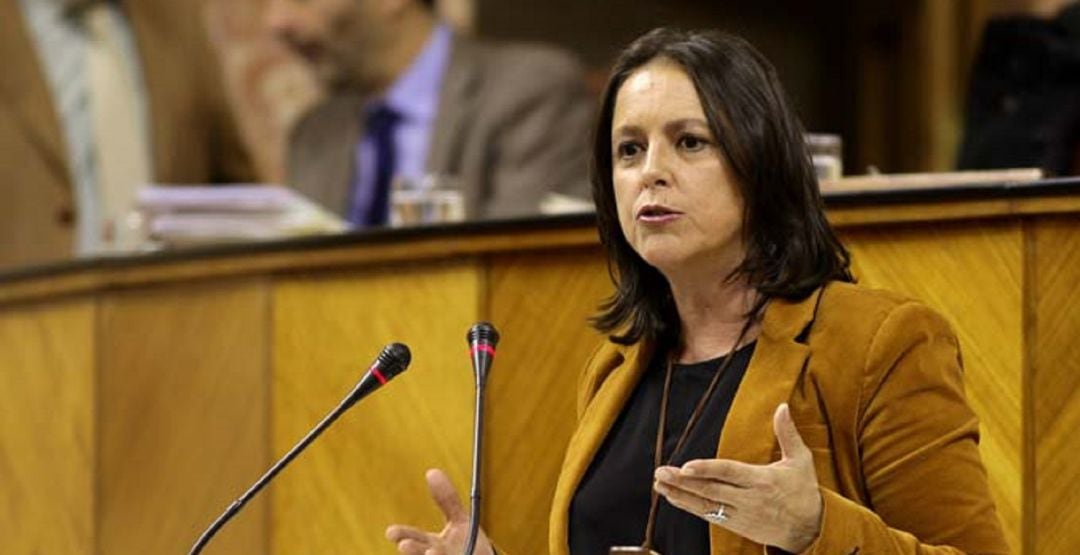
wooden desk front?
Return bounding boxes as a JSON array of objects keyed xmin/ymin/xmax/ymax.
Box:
[{"xmin": 0, "ymin": 180, "xmax": 1076, "ymax": 554}]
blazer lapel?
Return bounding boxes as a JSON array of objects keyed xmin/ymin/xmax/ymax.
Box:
[
  {"xmin": 708, "ymin": 287, "xmax": 824, "ymax": 553},
  {"xmin": 426, "ymin": 36, "xmax": 480, "ymax": 213},
  {"xmin": 122, "ymin": 0, "xmax": 166, "ymax": 181},
  {"xmin": 287, "ymin": 94, "xmax": 363, "ymax": 218},
  {"xmin": 314, "ymin": 95, "xmax": 362, "ymax": 218},
  {"xmin": 549, "ymin": 340, "xmax": 654, "ymax": 555},
  {"xmin": 0, "ymin": 0, "xmax": 71, "ymax": 186}
]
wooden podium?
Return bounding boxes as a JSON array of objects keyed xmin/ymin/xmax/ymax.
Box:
[{"xmin": 0, "ymin": 179, "xmax": 1077, "ymax": 554}]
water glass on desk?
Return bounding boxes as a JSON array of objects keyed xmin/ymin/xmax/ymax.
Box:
[
  {"xmin": 806, "ymin": 133, "xmax": 843, "ymax": 181},
  {"xmin": 389, "ymin": 174, "xmax": 466, "ymax": 227}
]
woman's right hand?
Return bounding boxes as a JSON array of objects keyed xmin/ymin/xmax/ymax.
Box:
[{"xmin": 385, "ymin": 468, "xmax": 495, "ymax": 555}]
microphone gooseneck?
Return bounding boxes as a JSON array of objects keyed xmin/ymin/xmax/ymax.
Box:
[
  {"xmin": 188, "ymin": 342, "xmax": 412, "ymax": 555},
  {"xmin": 464, "ymin": 322, "xmax": 499, "ymax": 555}
]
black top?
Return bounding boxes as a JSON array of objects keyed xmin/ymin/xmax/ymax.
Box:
[{"xmin": 568, "ymin": 342, "xmax": 755, "ymax": 555}]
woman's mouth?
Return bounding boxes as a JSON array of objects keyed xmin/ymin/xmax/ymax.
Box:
[{"xmin": 637, "ymin": 204, "xmax": 683, "ymax": 223}]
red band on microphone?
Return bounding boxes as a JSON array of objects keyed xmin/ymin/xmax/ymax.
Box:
[
  {"xmin": 371, "ymin": 368, "xmax": 388, "ymax": 385},
  {"xmin": 470, "ymin": 344, "xmax": 497, "ymax": 357}
]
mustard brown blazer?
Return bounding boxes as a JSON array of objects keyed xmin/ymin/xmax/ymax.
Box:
[
  {"xmin": 548, "ymin": 282, "xmax": 1009, "ymax": 554},
  {"xmin": 0, "ymin": 0, "xmax": 253, "ymax": 270}
]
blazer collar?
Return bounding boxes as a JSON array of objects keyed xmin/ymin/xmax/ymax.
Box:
[
  {"xmin": 550, "ymin": 285, "xmax": 825, "ymax": 555},
  {"xmin": 549, "ymin": 338, "xmax": 654, "ymax": 555},
  {"xmin": 708, "ymin": 286, "xmax": 823, "ymax": 552},
  {"xmin": 308, "ymin": 93, "xmax": 364, "ymax": 218},
  {"xmin": 0, "ymin": 0, "xmax": 71, "ymax": 187},
  {"xmin": 123, "ymin": 0, "xmax": 167, "ymax": 181}
]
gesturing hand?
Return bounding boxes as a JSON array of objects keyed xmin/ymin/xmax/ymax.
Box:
[
  {"xmin": 385, "ymin": 468, "xmax": 494, "ymax": 555},
  {"xmin": 653, "ymin": 403, "xmax": 823, "ymax": 553}
]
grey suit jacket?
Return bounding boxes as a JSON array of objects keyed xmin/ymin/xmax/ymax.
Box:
[{"xmin": 287, "ymin": 36, "xmax": 594, "ymax": 222}]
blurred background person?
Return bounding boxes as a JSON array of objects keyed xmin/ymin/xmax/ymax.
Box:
[
  {"xmin": 958, "ymin": 0, "xmax": 1080, "ymax": 175},
  {"xmin": 266, "ymin": 0, "xmax": 594, "ymax": 227},
  {"xmin": 0, "ymin": 0, "xmax": 255, "ymax": 270},
  {"xmin": 202, "ymin": 0, "xmax": 322, "ymax": 184}
]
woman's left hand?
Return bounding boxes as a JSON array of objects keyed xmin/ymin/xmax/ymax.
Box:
[{"xmin": 653, "ymin": 403, "xmax": 823, "ymax": 553}]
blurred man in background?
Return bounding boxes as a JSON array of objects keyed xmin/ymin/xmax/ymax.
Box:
[
  {"xmin": 0, "ymin": 0, "xmax": 254, "ymax": 270},
  {"xmin": 267, "ymin": 0, "xmax": 593, "ymax": 227},
  {"xmin": 959, "ymin": 0, "xmax": 1080, "ymax": 175}
]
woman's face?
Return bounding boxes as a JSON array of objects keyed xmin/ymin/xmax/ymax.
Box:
[{"xmin": 611, "ymin": 59, "xmax": 746, "ymax": 281}]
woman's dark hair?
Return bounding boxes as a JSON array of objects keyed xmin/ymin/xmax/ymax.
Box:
[{"xmin": 591, "ymin": 28, "xmax": 853, "ymax": 346}]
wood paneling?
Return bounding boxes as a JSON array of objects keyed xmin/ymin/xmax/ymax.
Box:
[
  {"xmin": 3, "ymin": 195, "xmax": 1077, "ymax": 308},
  {"xmin": 1032, "ymin": 217, "xmax": 1080, "ymax": 555},
  {"xmin": 484, "ymin": 247, "xmax": 611, "ymax": 554},
  {"xmin": 97, "ymin": 281, "xmax": 269, "ymax": 555},
  {"xmin": 0, "ymin": 299, "xmax": 95, "ymax": 554},
  {"xmin": 0, "ymin": 225, "xmax": 600, "ymax": 306},
  {"xmin": 271, "ymin": 261, "xmax": 482, "ymax": 554},
  {"xmin": 841, "ymin": 221, "xmax": 1024, "ymax": 553},
  {"xmin": 0, "ymin": 191, "xmax": 1075, "ymax": 554}
]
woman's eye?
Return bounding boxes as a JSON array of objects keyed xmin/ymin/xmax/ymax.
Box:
[
  {"xmin": 678, "ymin": 135, "xmax": 708, "ymax": 151},
  {"xmin": 616, "ymin": 142, "xmax": 642, "ymax": 159}
]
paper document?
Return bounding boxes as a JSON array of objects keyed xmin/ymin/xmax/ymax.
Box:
[{"xmin": 137, "ymin": 184, "xmax": 347, "ymax": 247}]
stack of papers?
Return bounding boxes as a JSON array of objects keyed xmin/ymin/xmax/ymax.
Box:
[
  {"xmin": 137, "ymin": 185, "xmax": 347, "ymax": 247},
  {"xmin": 539, "ymin": 192, "xmax": 594, "ymax": 215}
]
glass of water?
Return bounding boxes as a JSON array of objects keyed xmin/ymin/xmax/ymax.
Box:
[{"xmin": 389, "ymin": 174, "xmax": 466, "ymax": 227}]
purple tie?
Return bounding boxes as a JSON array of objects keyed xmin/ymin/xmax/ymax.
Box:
[{"xmin": 353, "ymin": 104, "xmax": 401, "ymax": 226}]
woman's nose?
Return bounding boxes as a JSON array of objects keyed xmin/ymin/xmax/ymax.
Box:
[{"xmin": 641, "ymin": 143, "xmax": 673, "ymax": 188}]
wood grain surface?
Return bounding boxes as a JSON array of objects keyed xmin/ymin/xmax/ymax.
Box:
[
  {"xmin": 1031, "ymin": 216, "xmax": 1080, "ymax": 555},
  {"xmin": 0, "ymin": 193, "xmax": 1075, "ymax": 554},
  {"xmin": 97, "ymin": 280, "xmax": 269, "ymax": 555},
  {"xmin": 0, "ymin": 299, "xmax": 95, "ymax": 554},
  {"xmin": 2, "ymin": 190, "xmax": 1076, "ymax": 308},
  {"xmin": 483, "ymin": 247, "xmax": 611, "ymax": 554},
  {"xmin": 271, "ymin": 261, "xmax": 482, "ymax": 554}
]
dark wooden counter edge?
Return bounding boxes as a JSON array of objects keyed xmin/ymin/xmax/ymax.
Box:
[
  {"xmin": 822, "ymin": 175, "xmax": 1080, "ymax": 205},
  {"xmin": 1, "ymin": 178, "xmax": 1077, "ymax": 303}
]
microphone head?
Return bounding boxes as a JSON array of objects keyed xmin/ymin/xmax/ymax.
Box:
[
  {"xmin": 375, "ymin": 342, "xmax": 412, "ymax": 380},
  {"xmin": 466, "ymin": 322, "xmax": 500, "ymax": 347}
]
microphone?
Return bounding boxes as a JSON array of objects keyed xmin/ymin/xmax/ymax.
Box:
[
  {"xmin": 463, "ymin": 322, "xmax": 499, "ymax": 555},
  {"xmin": 188, "ymin": 342, "xmax": 412, "ymax": 555}
]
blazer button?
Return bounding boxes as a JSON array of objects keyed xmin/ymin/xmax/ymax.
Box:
[{"xmin": 56, "ymin": 207, "xmax": 75, "ymax": 226}]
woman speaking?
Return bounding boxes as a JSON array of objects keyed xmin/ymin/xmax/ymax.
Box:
[{"xmin": 387, "ymin": 28, "xmax": 1008, "ymax": 555}]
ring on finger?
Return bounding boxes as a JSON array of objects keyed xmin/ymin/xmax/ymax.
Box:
[{"xmin": 702, "ymin": 502, "xmax": 730, "ymax": 525}]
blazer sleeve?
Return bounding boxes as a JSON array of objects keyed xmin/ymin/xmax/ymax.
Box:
[{"xmin": 800, "ymin": 302, "xmax": 1009, "ymax": 555}]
